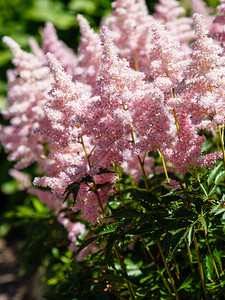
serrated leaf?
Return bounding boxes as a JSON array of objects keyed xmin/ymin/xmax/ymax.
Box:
[
  {"xmin": 206, "ymin": 254, "xmax": 214, "ymax": 281},
  {"xmin": 210, "ymin": 204, "xmax": 220, "ymax": 214},
  {"xmin": 75, "ymin": 236, "xmax": 99, "ymax": 256},
  {"xmin": 210, "ymin": 205, "xmax": 225, "ymax": 215},
  {"xmin": 187, "ymin": 226, "xmax": 194, "ymax": 246},
  {"xmin": 168, "ymin": 229, "xmax": 187, "ymax": 261},
  {"xmin": 215, "ymin": 171, "xmax": 225, "ymax": 184},
  {"xmin": 199, "ymin": 216, "xmax": 207, "ymax": 233},
  {"xmin": 81, "ymin": 174, "xmax": 93, "ymax": 184},
  {"xmin": 125, "ymin": 188, "xmax": 157, "ymax": 210},
  {"xmin": 195, "ymin": 199, "xmax": 203, "ymax": 214},
  {"xmin": 63, "ymin": 182, "xmax": 80, "ymax": 205},
  {"xmin": 208, "ymin": 185, "xmax": 216, "ymax": 196},
  {"xmin": 105, "ymin": 232, "xmax": 118, "ymax": 268},
  {"xmin": 178, "ymin": 276, "xmax": 193, "ymax": 291},
  {"xmin": 97, "ymin": 224, "xmax": 119, "ymax": 235},
  {"xmin": 199, "ymin": 181, "xmax": 208, "ymax": 196},
  {"xmin": 207, "ymin": 162, "xmax": 222, "ymax": 185},
  {"xmin": 214, "ymin": 207, "xmax": 225, "ymax": 215},
  {"xmin": 213, "ymin": 249, "xmax": 223, "ymax": 272}
]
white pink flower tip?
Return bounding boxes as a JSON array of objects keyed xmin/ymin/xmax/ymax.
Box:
[
  {"xmin": 2, "ymin": 36, "xmax": 21, "ymax": 54},
  {"xmin": 46, "ymin": 52, "xmax": 63, "ymax": 70}
]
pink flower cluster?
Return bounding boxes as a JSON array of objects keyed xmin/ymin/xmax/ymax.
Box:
[{"xmin": 2, "ymin": 0, "xmax": 225, "ymax": 247}]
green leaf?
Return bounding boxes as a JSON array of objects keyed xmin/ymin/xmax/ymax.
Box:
[
  {"xmin": 97, "ymin": 224, "xmax": 119, "ymax": 235},
  {"xmin": 207, "ymin": 162, "xmax": 222, "ymax": 185},
  {"xmin": 213, "ymin": 249, "xmax": 223, "ymax": 272},
  {"xmin": 63, "ymin": 182, "xmax": 80, "ymax": 205},
  {"xmin": 167, "ymin": 229, "xmax": 187, "ymax": 261},
  {"xmin": 24, "ymin": 0, "xmax": 76, "ymax": 30},
  {"xmin": 32, "ymin": 197, "xmax": 48, "ymax": 213},
  {"xmin": 125, "ymin": 188, "xmax": 158, "ymax": 210},
  {"xmin": 0, "ymin": 50, "xmax": 12, "ymax": 66},
  {"xmin": 105, "ymin": 233, "xmax": 118, "ymax": 268},
  {"xmin": 199, "ymin": 216, "xmax": 207, "ymax": 233},
  {"xmin": 210, "ymin": 204, "xmax": 221, "ymax": 214},
  {"xmin": 68, "ymin": 0, "xmax": 96, "ymax": 13},
  {"xmin": 208, "ymin": 185, "xmax": 216, "ymax": 196},
  {"xmin": 187, "ymin": 226, "xmax": 194, "ymax": 246},
  {"xmin": 81, "ymin": 174, "xmax": 93, "ymax": 184},
  {"xmin": 210, "ymin": 205, "xmax": 225, "ymax": 216},
  {"xmin": 178, "ymin": 276, "xmax": 193, "ymax": 291},
  {"xmin": 199, "ymin": 181, "xmax": 208, "ymax": 196},
  {"xmin": 161, "ymin": 232, "xmax": 172, "ymax": 257},
  {"xmin": 215, "ymin": 171, "xmax": 225, "ymax": 184},
  {"xmin": 75, "ymin": 236, "xmax": 99, "ymax": 256},
  {"xmin": 206, "ymin": 254, "xmax": 214, "ymax": 281}
]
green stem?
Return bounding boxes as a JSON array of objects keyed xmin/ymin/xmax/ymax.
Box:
[
  {"xmin": 173, "ymin": 107, "xmax": 180, "ymax": 132},
  {"xmin": 156, "ymin": 239, "xmax": 179, "ymax": 300},
  {"xmin": 205, "ymin": 232, "xmax": 220, "ymax": 280},
  {"xmin": 193, "ymin": 233, "xmax": 208, "ymax": 300},
  {"xmin": 217, "ymin": 125, "xmax": 225, "ymax": 170},
  {"xmin": 137, "ymin": 155, "xmax": 149, "ymax": 191},
  {"xmin": 157, "ymin": 149, "xmax": 170, "ymax": 184},
  {"xmin": 129, "ymin": 125, "xmax": 149, "ymax": 190},
  {"xmin": 185, "ymin": 237, "xmax": 194, "ymax": 276},
  {"xmin": 140, "ymin": 236, "xmax": 171, "ymax": 294},
  {"xmin": 114, "ymin": 245, "xmax": 136, "ymax": 300}
]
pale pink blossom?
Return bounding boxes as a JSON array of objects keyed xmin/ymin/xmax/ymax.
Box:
[
  {"xmin": 153, "ymin": 0, "xmax": 194, "ymax": 46},
  {"xmin": 1, "ymin": 36, "xmax": 51, "ymax": 169},
  {"xmin": 200, "ymin": 151, "xmax": 223, "ymax": 169},
  {"xmin": 42, "ymin": 22, "xmax": 77, "ymax": 75},
  {"xmin": 9, "ymin": 169, "xmax": 32, "ymax": 190},
  {"xmin": 74, "ymin": 15, "xmax": 101, "ymax": 87},
  {"xmin": 164, "ymin": 113, "xmax": 206, "ymax": 174}
]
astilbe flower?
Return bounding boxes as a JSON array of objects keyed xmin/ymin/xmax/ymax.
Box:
[
  {"xmin": 131, "ymin": 86, "xmax": 171, "ymax": 153},
  {"xmin": 9, "ymin": 169, "xmax": 31, "ymax": 190},
  {"xmin": 42, "ymin": 22, "xmax": 77, "ymax": 75},
  {"xmin": 34, "ymin": 53, "xmax": 117, "ymax": 224},
  {"xmin": 88, "ymin": 26, "xmax": 171, "ymax": 173},
  {"xmin": 148, "ymin": 22, "xmax": 188, "ymax": 93},
  {"xmin": 57, "ymin": 213, "xmax": 86, "ymax": 252},
  {"xmin": 164, "ymin": 113, "xmax": 206, "ymax": 174},
  {"xmin": 153, "ymin": 0, "xmax": 194, "ymax": 46},
  {"xmin": 178, "ymin": 13, "xmax": 225, "ymax": 130},
  {"xmin": 103, "ymin": 0, "xmax": 153, "ymax": 69},
  {"xmin": 1, "ymin": 37, "xmax": 52, "ymax": 169},
  {"xmin": 39, "ymin": 52, "xmax": 91, "ymax": 148},
  {"xmin": 87, "ymin": 26, "xmax": 148, "ymax": 157},
  {"xmin": 1, "ymin": 36, "xmax": 88, "ymax": 250},
  {"xmin": 74, "ymin": 15, "xmax": 101, "ymax": 87},
  {"xmin": 212, "ymin": 0, "xmax": 225, "ymax": 47},
  {"xmin": 121, "ymin": 151, "xmax": 154, "ymax": 184},
  {"xmin": 191, "ymin": 0, "xmax": 216, "ymax": 32},
  {"xmin": 199, "ymin": 151, "xmax": 223, "ymax": 169}
]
